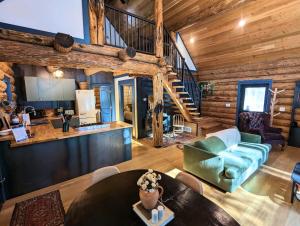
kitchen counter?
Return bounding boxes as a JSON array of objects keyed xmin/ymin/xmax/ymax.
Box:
[
  {"xmin": 0, "ymin": 120, "xmax": 132, "ymax": 200},
  {"xmin": 8, "ymin": 120, "xmax": 132, "ymax": 148}
]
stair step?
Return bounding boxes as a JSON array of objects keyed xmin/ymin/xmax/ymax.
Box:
[
  {"xmin": 173, "ymin": 86, "xmax": 185, "ymax": 89},
  {"xmin": 181, "ymin": 97, "xmax": 192, "ymax": 100},
  {"xmin": 184, "ymin": 103, "xmax": 195, "ymax": 106},
  {"xmin": 170, "ymin": 79, "xmax": 181, "ymax": 83},
  {"xmin": 168, "ymin": 72, "xmax": 177, "ymax": 76},
  {"xmin": 201, "ymin": 121, "xmax": 222, "ymax": 130},
  {"xmin": 190, "ymin": 112, "xmax": 200, "ymax": 116},
  {"xmin": 194, "ymin": 116, "xmax": 216, "ymax": 124},
  {"xmin": 192, "ymin": 117, "xmax": 202, "ymax": 121},
  {"xmin": 187, "ymin": 107, "xmax": 198, "ymax": 111},
  {"xmin": 177, "ymin": 91, "xmax": 188, "ymax": 94}
]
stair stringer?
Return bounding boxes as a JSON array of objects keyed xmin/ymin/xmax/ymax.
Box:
[{"xmin": 162, "ymin": 75, "xmax": 193, "ymax": 122}]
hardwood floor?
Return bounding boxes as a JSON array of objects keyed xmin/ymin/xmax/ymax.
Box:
[{"xmin": 0, "ymin": 139, "xmax": 299, "ymax": 226}]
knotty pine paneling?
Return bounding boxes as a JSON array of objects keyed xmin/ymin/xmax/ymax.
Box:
[{"xmin": 198, "ymin": 58, "xmax": 300, "ymax": 139}]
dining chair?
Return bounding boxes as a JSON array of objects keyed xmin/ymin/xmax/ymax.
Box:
[
  {"xmin": 173, "ymin": 114, "xmax": 184, "ymax": 137},
  {"xmin": 175, "ymin": 172, "xmax": 203, "ymax": 195},
  {"xmin": 92, "ymin": 166, "xmax": 120, "ymax": 185}
]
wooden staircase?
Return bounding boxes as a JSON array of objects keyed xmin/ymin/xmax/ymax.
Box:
[{"xmin": 163, "ymin": 65, "xmax": 222, "ymax": 134}]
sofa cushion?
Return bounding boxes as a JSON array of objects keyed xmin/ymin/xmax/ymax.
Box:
[
  {"xmin": 224, "ymin": 166, "xmax": 242, "ymax": 179},
  {"xmin": 207, "ymin": 127, "xmax": 241, "ymax": 148},
  {"xmin": 220, "ymin": 151, "xmax": 252, "ymax": 170},
  {"xmin": 194, "ymin": 136, "xmax": 226, "ymax": 154},
  {"xmin": 238, "ymin": 142, "xmax": 271, "ymax": 163}
]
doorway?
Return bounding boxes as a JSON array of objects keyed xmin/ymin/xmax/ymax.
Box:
[
  {"xmin": 118, "ymin": 79, "xmax": 136, "ymax": 137},
  {"xmin": 236, "ymin": 80, "xmax": 272, "ymax": 125}
]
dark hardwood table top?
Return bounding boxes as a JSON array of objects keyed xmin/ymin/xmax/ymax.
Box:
[{"xmin": 65, "ymin": 170, "xmax": 240, "ymax": 226}]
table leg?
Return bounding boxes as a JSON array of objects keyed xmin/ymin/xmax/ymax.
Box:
[{"xmin": 291, "ymin": 181, "xmax": 295, "ymax": 204}]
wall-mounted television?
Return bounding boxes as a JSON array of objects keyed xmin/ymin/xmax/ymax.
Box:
[{"xmin": 0, "ymin": 0, "xmax": 90, "ymax": 43}]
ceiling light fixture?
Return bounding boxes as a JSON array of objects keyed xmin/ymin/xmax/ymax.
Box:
[
  {"xmin": 238, "ymin": 19, "xmax": 246, "ymax": 28},
  {"xmin": 190, "ymin": 37, "xmax": 195, "ymax": 44}
]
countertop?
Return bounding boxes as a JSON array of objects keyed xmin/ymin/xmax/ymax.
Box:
[{"xmin": 0, "ymin": 119, "xmax": 132, "ymax": 148}]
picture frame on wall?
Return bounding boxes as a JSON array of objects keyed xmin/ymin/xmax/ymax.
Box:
[{"xmin": 0, "ymin": 0, "xmax": 90, "ymax": 43}]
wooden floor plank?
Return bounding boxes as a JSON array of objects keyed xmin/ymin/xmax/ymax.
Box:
[{"xmin": 0, "ymin": 139, "xmax": 299, "ymax": 226}]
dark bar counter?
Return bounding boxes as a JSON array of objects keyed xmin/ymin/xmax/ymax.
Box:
[{"xmin": 0, "ymin": 121, "xmax": 132, "ymax": 200}]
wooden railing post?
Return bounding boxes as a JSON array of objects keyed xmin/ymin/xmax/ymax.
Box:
[
  {"xmin": 155, "ymin": 0, "xmax": 163, "ymax": 58},
  {"xmin": 152, "ymin": 71, "xmax": 164, "ymax": 147},
  {"xmin": 89, "ymin": 0, "xmax": 105, "ymax": 45}
]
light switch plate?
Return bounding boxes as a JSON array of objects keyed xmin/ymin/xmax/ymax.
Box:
[
  {"xmin": 225, "ymin": 103, "xmax": 231, "ymax": 108},
  {"xmin": 279, "ymin": 106, "xmax": 286, "ymax": 112}
]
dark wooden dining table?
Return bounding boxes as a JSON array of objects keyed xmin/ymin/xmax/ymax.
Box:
[{"xmin": 65, "ymin": 170, "xmax": 240, "ymax": 226}]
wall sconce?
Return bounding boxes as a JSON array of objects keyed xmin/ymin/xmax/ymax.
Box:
[{"xmin": 53, "ymin": 69, "xmax": 64, "ymax": 78}]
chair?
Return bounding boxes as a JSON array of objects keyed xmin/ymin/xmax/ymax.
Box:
[
  {"xmin": 291, "ymin": 162, "xmax": 300, "ymax": 203},
  {"xmin": 239, "ymin": 112, "xmax": 285, "ymax": 149},
  {"xmin": 175, "ymin": 171, "xmax": 203, "ymax": 195},
  {"xmin": 92, "ymin": 166, "xmax": 120, "ymax": 185},
  {"xmin": 173, "ymin": 114, "xmax": 184, "ymax": 137}
]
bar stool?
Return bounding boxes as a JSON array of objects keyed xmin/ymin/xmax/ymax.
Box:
[{"xmin": 291, "ymin": 162, "xmax": 300, "ymax": 203}]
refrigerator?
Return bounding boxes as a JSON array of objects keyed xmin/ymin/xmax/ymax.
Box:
[{"xmin": 76, "ymin": 90, "xmax": 97, "ymax": 125}]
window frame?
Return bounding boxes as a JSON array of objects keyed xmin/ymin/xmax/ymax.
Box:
[{"xmin": 236, "ymin": 79, "xmax": 272, "ymax": 125}]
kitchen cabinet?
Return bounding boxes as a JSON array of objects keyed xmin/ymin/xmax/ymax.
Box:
[{"xmin": 25, "ymin": 77, "xmax": 75, "ymax": 101}]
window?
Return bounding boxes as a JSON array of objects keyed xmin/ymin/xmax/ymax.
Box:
[
  {"xmin": 243, "ymin": 87, "xmax": 266, "ymax": 112},
  {"xmin": 176, "ymin": 33, "xmax": 197, "ymax": 71},
  {"xmin": 236, "ymin": 80, "xmax": 272, "ymax": 125}
]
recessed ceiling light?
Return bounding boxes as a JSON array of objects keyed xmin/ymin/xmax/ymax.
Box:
[
  {"xmin": 238, "ymin": 19, "xmax": 246, "ymax": 28},
  {"xmin": 190, "ymin": 37, "xmax": 195, "ymax": 44}
]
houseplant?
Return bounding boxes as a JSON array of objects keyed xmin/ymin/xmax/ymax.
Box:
[{"xmin": 137, "ymin": 169, "xmax": 163, "ymax": 209}]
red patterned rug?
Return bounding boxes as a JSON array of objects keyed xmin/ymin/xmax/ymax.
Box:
[{"xmin": 10, "ymin": 190, "xmax": 65, "ymax": 226}]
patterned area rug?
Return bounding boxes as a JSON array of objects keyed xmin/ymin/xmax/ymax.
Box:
[
  {"xmin": 10, "ymin": 190, "xmax": 65, "ymax": 226},
  {"xmin": 141, "ymin": 132, "xmax": 196, "ymax": 148}
]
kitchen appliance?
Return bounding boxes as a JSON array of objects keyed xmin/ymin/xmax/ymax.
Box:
[{"xmin": 76, "ymin": 90, "xmax": 97, "ymax": 125}]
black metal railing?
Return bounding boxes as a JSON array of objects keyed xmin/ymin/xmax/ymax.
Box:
[
  {"xmin": 103, "ymin": 5, "xmax": 202, "ymax": 112},
  {"xmin": 163, "ymin": 28, "xmax": 202, "ymax": 112},
  {"xmin": 105, "ymin": 4, "xmax": 155, "ymax": 54}
]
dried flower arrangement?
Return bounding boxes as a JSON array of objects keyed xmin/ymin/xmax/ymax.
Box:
[{"xmin": 137, "ymin": 169, "xmax": 162, "ymax": 192}]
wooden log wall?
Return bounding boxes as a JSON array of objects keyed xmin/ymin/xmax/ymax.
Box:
[
  {"xmin": 198, "ymin": 58, "xmax": 300, "ymax": 139},
  {"xmin": 0, "ymin": 62, "xmax": 15, "ymax": 103}
]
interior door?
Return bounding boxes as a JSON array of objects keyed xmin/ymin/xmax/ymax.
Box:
[{"xmin": 100, "ymin": 86, "xmax": 113, "ymax": 122}]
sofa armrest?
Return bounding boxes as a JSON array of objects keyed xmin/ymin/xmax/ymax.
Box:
[
  {"xmin": 183, "ymin": 144, "xmax": 224, "ymax": 183},
  {"xmin": 240, "ymin": 132, "xmax": 262, "ymax": 144},
  {"xmin": 183, "ymin": 144, "xmax": 218, "ymax": 161}
]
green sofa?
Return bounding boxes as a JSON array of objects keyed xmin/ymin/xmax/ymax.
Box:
[{"xmin": 183, "ymin": 127, "xmax": 271, "ymax": 192}]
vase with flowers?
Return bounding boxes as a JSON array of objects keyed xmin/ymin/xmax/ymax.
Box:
[{"xmin": 137, "ymin": 169, "xmax": 164, "ymax": 210}]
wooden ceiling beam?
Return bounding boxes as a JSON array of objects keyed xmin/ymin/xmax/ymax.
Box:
[
  {"xmin": 0, "ymin": 28, "xmax": 162, "ymax": 76},
  {"xmin": 0, "ymin": 39, "xmax": 160, "ymax": 76}
]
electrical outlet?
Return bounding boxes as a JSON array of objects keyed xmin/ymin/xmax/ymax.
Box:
[
  {"xmin": 225, "ymin": 103, "xmax": 231, "ymax": 108},
  {"xmin": 279, "ymin": 106, "xmax": 286, "ymax": 112}
]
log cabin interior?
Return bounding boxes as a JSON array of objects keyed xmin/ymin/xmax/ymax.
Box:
[{"xmin": 0, "ymin": 0, "xmax": 300, "ymax": 225}]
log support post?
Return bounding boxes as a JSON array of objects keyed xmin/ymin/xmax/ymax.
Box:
[
  {"xmin": 155, "ymin": 0, "xmax": 163, "ymax": 58},
  {"xmin": 89, "ymin": 0, "xmax": 105, "ymax": 45},
  {"xmin": 152, "ymin": 71, "xmax": 164, "ymax": 147}
]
